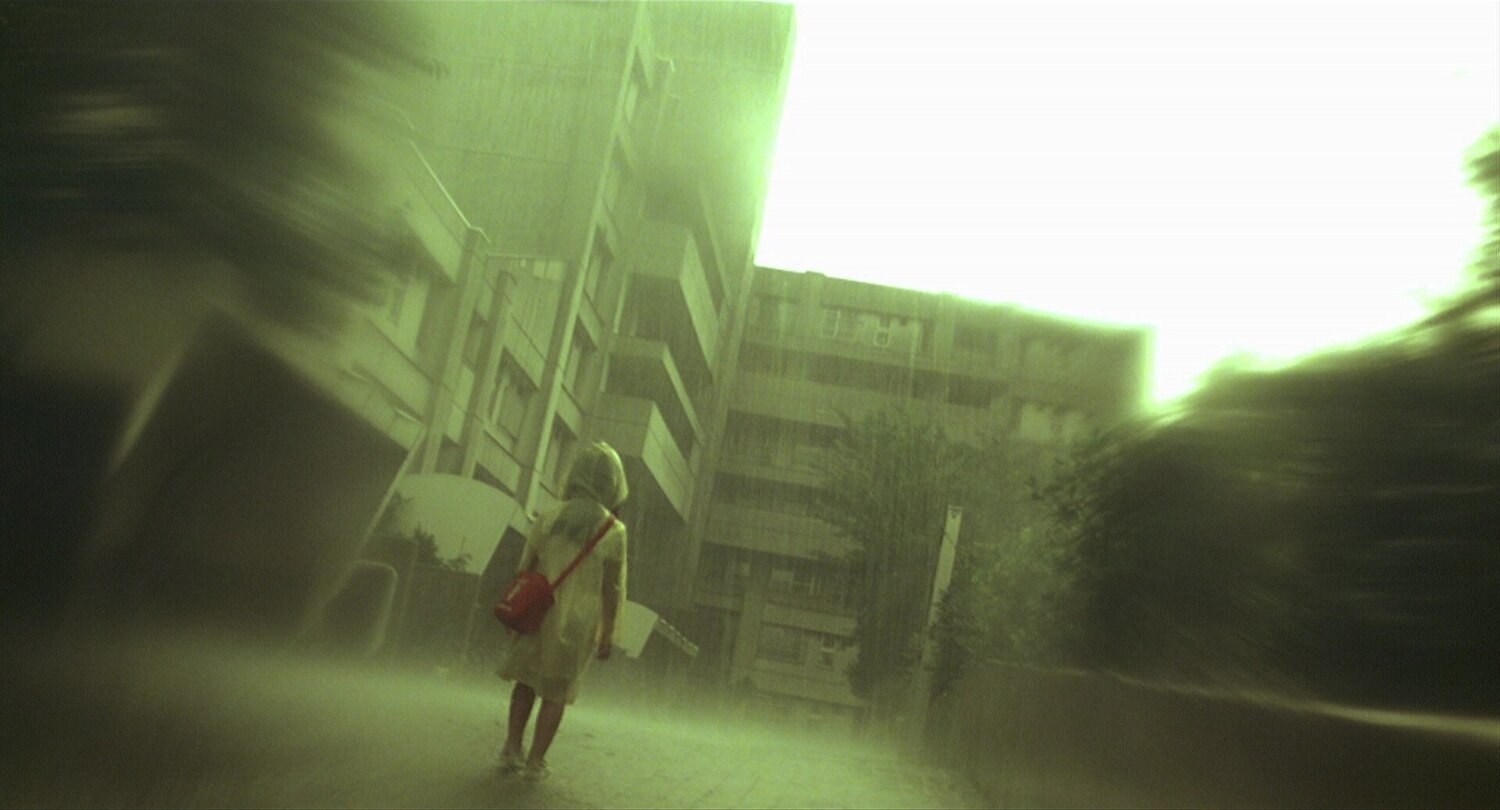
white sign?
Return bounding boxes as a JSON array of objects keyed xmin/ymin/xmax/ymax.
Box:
[{"xmin": 615, "ymin": 600, "xmax": 659, "ymax": 658}]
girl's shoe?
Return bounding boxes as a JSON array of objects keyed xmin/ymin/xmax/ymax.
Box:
[
  {"xmin": 522, "ymin": 760, "xmax": 550, "ymax": 783},
  {"xmin": 497, "ymin": 749, "xmax": 524, "ymax": 776}
]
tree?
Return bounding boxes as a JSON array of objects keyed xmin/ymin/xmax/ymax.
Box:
[
  {"xmin": 367, "ymin": 496, "xmax": 470, "ymax": 572},
  {"xmin": 1036, "ymin": 129, "xmax": 1500, "ymax": 711},
  {"xmin": 929, "ymin": 433, "xmax": 1085, "ymax": 696},
  {"xmin": 812, "ymin": 407, "xmax": 973, "ymax": 707},
  {"xmin": 1037, "ymin": 415, "xmax": 1316, "ymax": 690},
  {"xmin": 0, "ymin": 1, "xmax": 431, "ymax": 335},
  {"xmin": 1423, "ymin": 126, "xmax": 1500, "ymax": 329},
  {"xmin": 413, "ymin": 527, "xmax": 471, "ymax": 573},
  {"xmin": 812, "ymin": 405, "xmax": 1084, "ymax": 709}
]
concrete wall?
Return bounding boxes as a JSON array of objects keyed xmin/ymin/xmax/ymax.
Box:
[{"xmin": 927, "ymin": 661, "xmax": 1500, "ymax": 809}]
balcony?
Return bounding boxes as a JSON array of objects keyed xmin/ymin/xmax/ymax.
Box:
[
  {"xmin": 396, "ymin": 140, "xmax": 478, "ymax": 284},
  {"xmin": 716, "ymin": 454, "xmax": 822, "ymax": 488},
  {"xmin": 471, "ymin": 427, "xmax": 526, "ymax": 496},
  {"xmin": 693, "ymin": 586, "xmax": 743, "ymax": 613},
  {"xmin": 332, "ymin": 366, "xmax": 427, "ymax": 452},
  {"xmin": 347, "ymin": 320, "xmax": 435, "ymax": 422},
  {"xmin": 729, "ymin": 370, "xmax": 1011, "ymax": 442},
  {"xmin": 609, "ymin": 335, "xmax": 703, "ymax": 454},
  {"xmin": 590, "ymin": 393, "xmax": 693, "ymax": 518},
  {"xmin": 762, "ymin": 596, "xmax": 856, "ymax": 637},
  {"xmin": 749, "ymin": 662, "xmax": 862, "ymax": 708},
  {"xmin": 632, "ymin": 219, "xmax": 719, "ymax": 370},
  {"xmin": 730, "ymin": 371, "xmax": 902, "ymax": 426},
  {"xmin": 706, "ymin": 503, "xmax": 855, "ymax": 562}
]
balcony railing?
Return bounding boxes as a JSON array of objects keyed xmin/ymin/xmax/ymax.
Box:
[
  {"xmin": 397, "ymin": 140, "xmax": 480, "ymax": 282},
  {"xmin": 706, "ymin": 503, "xmax": 854, "ymax": 561},
  {"xmin": 716, "ymin": 453, "xmax": 822, "ymax": 488},
  {"xmin": 763, "ymin": 587, "xmax": 853, "ymax": 618}
]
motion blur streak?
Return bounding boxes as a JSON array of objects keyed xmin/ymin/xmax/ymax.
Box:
[{"xmin": 0, "ymin": 2, "xmax": 425, "ymax": 637}]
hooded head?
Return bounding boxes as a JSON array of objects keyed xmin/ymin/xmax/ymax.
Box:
[{"xmin": 562, "ymin": 441, "xmax": 628, "ymax": 511}]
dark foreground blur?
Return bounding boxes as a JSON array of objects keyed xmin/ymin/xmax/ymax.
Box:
[{"xmin": 0, "ymin": 629, "xmax": 979, "ymax": 810}]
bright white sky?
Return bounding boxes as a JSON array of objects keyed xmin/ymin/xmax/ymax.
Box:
[{"xmin": 755, "ymin": 1, "xmax": 1500, "ymax": 407}]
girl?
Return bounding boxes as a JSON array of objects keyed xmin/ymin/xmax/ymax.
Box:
[{"xmin": 496, "ymin": 442, "xmax": 628, "ymax": 781}]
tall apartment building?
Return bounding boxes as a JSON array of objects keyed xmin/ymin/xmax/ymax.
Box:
[
  {"xmin": 691, "ymin": 268, "xmax": 1151, "ymax": 729},
  {"xmin": 332, "ymin": 3, "xmax": 795, "ymax": 637}
]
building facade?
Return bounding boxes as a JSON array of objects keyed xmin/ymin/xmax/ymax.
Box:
[
  {"xmin": 691, "ymin": 268, "xmax": 1152, "ymax": 729},
  {"xmin": 330, "ymin": 3, "xmax": 796, "ymax": 645},
  {"xmin": 320, "ymin": 3, "xmax": 1151, "ymax": 725}
]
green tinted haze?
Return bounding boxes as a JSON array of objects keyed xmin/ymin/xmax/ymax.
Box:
[{"xmin": 756, "ymin": 1, "xmax": 1500, "ymax": 405}]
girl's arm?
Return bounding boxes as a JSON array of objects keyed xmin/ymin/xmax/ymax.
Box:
[
  {"xmin": 598, "ymin": 558, "xmax": 622, "ymax": 659},
  {"xmin": 597, "ymin": 522, "xmax": 626, "ymax": 659}
]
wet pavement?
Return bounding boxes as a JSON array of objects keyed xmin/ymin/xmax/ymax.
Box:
[{"xmin": 1, "ymin": 631, "xmax": 984, "ymax": 809}]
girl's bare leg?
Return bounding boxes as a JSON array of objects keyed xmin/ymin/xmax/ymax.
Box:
[
  {"xmin": 503, "ymin": 682, "xmax": 536, "ymax": 757},
  {"xmin": 528, "ymin": 699, "xmax": 566, "ymax": 764}
]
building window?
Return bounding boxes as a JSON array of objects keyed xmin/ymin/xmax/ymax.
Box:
[
  {"xmin": 819, "ymin": 307, "xmax": 857, "ymax": 341},
  {"xmin": 545, "ymin": 419, "xmax": 577, "ymax": 488},
  {"xmin": 715, "ymin": 473, "xmax": 816, "ymax": 515},
  {"xmin": 738, "ymin": 343, "xmax": 786, "ymax": 376},
  {"xmin": 808, "ymin": 355, "xmax": 895, "ymax": 394},
  {"xmin": 563, "ymin": 326, "xmax": 595, "ymax": 395},
  {"xmin": 698, "ymin": 545, "xmax": 750, "ymax": 597},
  {"xmin": 818, "ymin": 634, "xmax": 843, "ymax": 668},
  {"xmin": 538, "ymin": 258, "xmax": 567, "ymax": 282},
  {"xmin": 946, "ymin": 376, "xmax": 996, "ymax": 409},
  {"xmin": 623, "ymin": 57, "xmax": 646, "ymax": 124},
  {"xmin": 1017, "ymin": 401, "xmax": 1055, "ymax": 443},
  {"xmin": 769, "ymin": 559, "xmax": 818, "ymax": 598},
  {"xmin": 828, "ymin": 568, "xmax": 854, "ymax": 611},
  {"xmin": 872, "ymin": 314, "xmax": 893, "ymax": 348},
  {"xmin": 780, "ymin": 481, "xmax": 819, "ymax": 516},
  {"xmin": 489, "ymin": 357, "xmax": 536, "ymax": 443},
  {"xmin": 603, "ymin": 146, "xmax": 630, "ymax": 219},
  {"xmin": 713, "ymin": 473, "xmax": 744, "ymax": 505},
  {"xmin": 463, "ymin": 312, "xmax": 489, "ymax": 370},
  {"xmin": 792, "ymin": 424, "xmax": 837, "ymax": 472},
  {"xmin": 415, "ymin": 277, "xmax": 456, "ymax": 361},
  {"xmin": 954, "ymin": 325, "xmax": 999, "ymax": 356},
  {"xmin": 725, "ymin": 417, "xmax": 773, "ymax": 466},
  {"xmin": 386, "ymin": 274, "xmax": 410, "ymax": 324},
  {"xmin": 472, "ymin": 464, "xmax": 510, "ymax": 495},
  {"xmin": 757, "ymin": 624, "xmax": 804, "ymax": 664},
  {"xmin": 436, "ymin": 439, "xmax": 463, "ymax": 475},
  {"xmin": 585, "ymin": 230, "xmax": 612, "ymax": 304},
  {"xmin": 748, "ymin": 295, "xmax": 791, "ymax": 338}
]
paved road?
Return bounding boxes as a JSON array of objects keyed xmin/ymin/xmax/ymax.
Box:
[{"xmin": 2, "ymin": 632, "xmax": 984, "ymax": 809}]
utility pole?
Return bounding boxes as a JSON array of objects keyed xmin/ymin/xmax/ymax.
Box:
[{"xmin": 909, "ymin": 505, "xmax": 962, "ymax": 746}]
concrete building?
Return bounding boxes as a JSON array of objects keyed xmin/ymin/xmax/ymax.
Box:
[
  {"xmin": 691, "ymin": 268, "xmax": 1152, "ymax": 729},
  {"xmin": 330, "ymin": 3, "xmax": 796, "ymax": 642},
  {"xmin": 320, "ymin": 2, "xmax": 1149, "ymax": 725}
]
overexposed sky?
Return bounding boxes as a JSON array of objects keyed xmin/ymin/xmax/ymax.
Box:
[{"xmin": 755, "ymin": 1, "xmax": 1500, "ymax": 406}]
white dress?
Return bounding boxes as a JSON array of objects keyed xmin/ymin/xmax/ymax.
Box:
[{"xmin": 496, "ymin": 503, "xmax": 627, "ymax": 704}]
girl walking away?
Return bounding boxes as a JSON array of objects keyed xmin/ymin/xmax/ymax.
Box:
[{"xmin": 497, "ymin": 442, "xmax": 628, "ymax": 782}]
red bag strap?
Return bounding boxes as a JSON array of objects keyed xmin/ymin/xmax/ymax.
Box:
[{"xmin": 551, "ymin": 512, "xmax": 617, "ymax": 591}]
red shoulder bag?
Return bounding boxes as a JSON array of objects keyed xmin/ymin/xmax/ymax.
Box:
[{"xmin": 493, "ymin": 513, "xmax": 616, "ymax": 634}]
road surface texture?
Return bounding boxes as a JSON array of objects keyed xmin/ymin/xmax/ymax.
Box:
[{"xmin": 1, "ymin": 630, "xmax": 984, "ymax": 809}]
